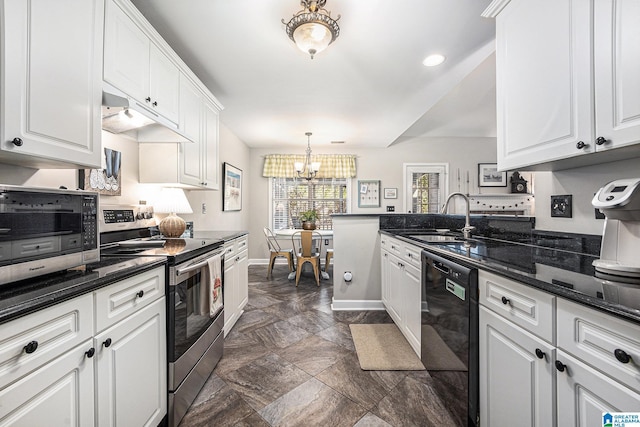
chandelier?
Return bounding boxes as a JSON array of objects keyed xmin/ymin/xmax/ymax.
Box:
[
  {"xmin": 282, "ymin": 0, "xmax": 340, "ymax": 59},
  {"xmin": 295, "ymin": 132, "xmax": 321, "ymax": 180}
]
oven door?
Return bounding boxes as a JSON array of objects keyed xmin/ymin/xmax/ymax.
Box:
[{"xmin": 168, "ymin": 249, "xmax": 224, "ymax": 381}]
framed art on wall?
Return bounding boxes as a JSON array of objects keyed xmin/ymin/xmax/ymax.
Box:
[
  {"xmin": 223, "ymin": 162, "xmax": 242, "ymax": 211},
  {"xmin": 478, "ymin": 163, "xmax": 507, "ymax": 187},
  {"xmin": 358, "ymin": 180, "xmax": 380, "ymax": 207},
  {"xmin": 384, "ymin": 188, "xmax": 397, "ymax": 199}
]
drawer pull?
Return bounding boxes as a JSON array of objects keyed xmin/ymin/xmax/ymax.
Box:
[
  {"xmin": 23, "ymin": 340, "xmax": 39, "ymax": 354},
  {"xmin": 103, "ymin": 338, "xmax": 112, "ymax": 348},
  {"xmin": 85, "ymin": 347, "xmax": 95, "ymax": 358},
  {"xmin": 136, "ymin": 290, "xmax": 144, "ymax": 298},
  {"xmin": 614, "ymin": 349, "xmax": 631, "ymax": 364},
  {"xmin": 501, "ymin": 296, "xmax": 511, "ymax": 305},
  {"xmin": 535, "ymin": 348, "xmax": 545, "ymax": 359},
  {"xmin": 555, "ymin": 360, "xmax": 566, "ymax": 372}
]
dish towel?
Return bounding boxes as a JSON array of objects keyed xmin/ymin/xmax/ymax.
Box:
[{"xmin": 207, "ymin": 253, "xmax": 223, "ymax": 317}]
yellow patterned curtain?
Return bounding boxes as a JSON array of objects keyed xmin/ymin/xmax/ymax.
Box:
[{"xmin": 262, "ymin": 154, "xmax": 356, "ymax": 178}]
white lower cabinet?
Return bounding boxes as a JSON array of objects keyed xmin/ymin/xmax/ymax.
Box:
[
  {"xmin": 379, "ymin": 236, "xmax": 421, "ymax": 356},
  {"xmin": 479, "ymin": 269, "xmax": 640, "ymax": 427},
  {"xmin": 223, "ymin": 235, "xmax": 249, "ymax": 335},
  {"xmin": 556, "ymin": 349, "xmax": 640, "ymax": 427},
  {"xmin": 0, "ymin": 339, "xmax": 96, "ymax": 426},
  {"xmin": 479, "ymin": 306, "xmax": 555, "ymax": 427},
  {"xmin": 0, "ymin": 266, "xmax": 166, "ymax": 426}
]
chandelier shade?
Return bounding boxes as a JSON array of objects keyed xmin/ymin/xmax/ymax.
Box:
[{"xmin": 282, "ymin": 0, "xmax": 340, "ymax": 59}]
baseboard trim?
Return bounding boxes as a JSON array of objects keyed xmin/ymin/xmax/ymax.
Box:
[{"xmin": 331, "ymin": 299, "xmax": 385, "ymax": 311}]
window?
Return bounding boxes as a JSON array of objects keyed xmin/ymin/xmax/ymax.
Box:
[
  {"xmin": 271, "ymin": 178, "xmax": 349, "ymax": 230},
  {"xmin": 403, "ymin": 163, "xmax": 448, "ymax": 213}
]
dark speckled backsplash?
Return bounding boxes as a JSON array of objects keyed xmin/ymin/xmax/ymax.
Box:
[{"xmin": 379, "ymin": 214, "xmax": 601, "ymax": 256}]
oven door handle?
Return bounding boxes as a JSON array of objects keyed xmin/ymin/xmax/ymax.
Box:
[{"xmin": 175, "ymin": 252, "xmax": 224, "ymax": 276}]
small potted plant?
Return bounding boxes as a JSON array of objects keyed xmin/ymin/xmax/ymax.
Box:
[{"xmin": 299, "ymin": 209, "xmax": 318, "ymax": 230}]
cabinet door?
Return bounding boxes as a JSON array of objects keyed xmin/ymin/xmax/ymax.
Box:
[
  {"xmin": 403, "ymin": 262, "xmax": 422, "ymax": 356},
  {"xmin": 95, "ymin": 298, "xmax": 167, "ymax": 427},
  {"xmin": 223, "ymin": 257, "xmax": 237, "ymax": 336},
  {"xmin": 386, "ymin": 253, "xmax": 404, "ymax": 325},
  {"xmin": 1, "ymin": 0, "xmax": 102, "ymax": 168},
  {"xmin": 149, "ymin": 44, "xmax": 180, "ymax": 124},
  {"xmin": 594, "ymin": 0, "xmax": 640, "ymax": 151},
  {"xmin": 237, "ymin": 249, "xmax": 249, "ymax": 311},
  {"xmin": 381, "ymin": 250, "xmax": 390, "ymax": 309},
  {"xmin": 103, "ymin": 0, "xmax": 149, "ymax": 102},
  {"xmin": 179, "ymin": 75, "xmax": 204, "ymax": 186},
  {"xmin": 202, "ymin": 99, "xmax": 220, "ymax": 189},
  {"xmin": 495, "ymin": 0, "xmax": 593, "ymax": 170},
  {"xmin": 479, "ymin": 306, "xmax": 555, "ymax": 427},
  {"xmin": 556, "ymin": 350, "xmax": 640, "ymax": 427},
  {"xmin": 0, "ymin": 340, "xmax": 95, "ymax": 427}
]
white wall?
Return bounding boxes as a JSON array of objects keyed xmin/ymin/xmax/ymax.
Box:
[
  {"xmin": 532, "ymin": 157, "xmax": 640, "ymax": 235},
  {"xmin": 247, "ymin": 136, "xmax": 499, "ymax": 259}
]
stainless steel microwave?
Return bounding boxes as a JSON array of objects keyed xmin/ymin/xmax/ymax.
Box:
[{"xmin": 0, "ymin": 185, "xmax": 99, "ymax": 285}]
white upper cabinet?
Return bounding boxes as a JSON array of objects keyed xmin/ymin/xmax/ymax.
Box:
[
  {"xmin": 485, "ymin": 0, "xmax": 640, "ymax": 171},
  {"xmin": 103, "ymin": 0, "xmax": 179, "ymax": 124},
  {"xmin": 594, "ymin": 0, "xmax": 640, "ymax": 152},
  {"xmin": 0, "ymin": 0, "xmax": 103, "ymax": 169}
]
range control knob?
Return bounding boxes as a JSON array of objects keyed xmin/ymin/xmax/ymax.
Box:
[{"xmin": 136, "ymin": 212, "xmax": 145, "ymax": 220}]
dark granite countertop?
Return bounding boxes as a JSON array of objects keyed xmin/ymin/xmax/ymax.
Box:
[
  {"xmin": 380, "ymin": 229, "xmax": 640, "ymax": 325},
  {"xmin": 0, "ymin": 257, "xmax": 166, "ymax": 325},
  {"xmin": 193, "ymin": 230, "xmax": 248, "ymax": 241}
]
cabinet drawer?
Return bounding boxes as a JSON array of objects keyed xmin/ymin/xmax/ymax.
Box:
[
  {"xmin": 0, "ymin": 293, "xmax": 93, "ymax": 389},
  {"xmin": 383, "ymin": 236, "xmax": 403, "ymax": 257},
  {"xmin": 403, "ymin": 242, "xmax": 421, "ymax": 269},
  {"xmin": 95, "ymin": 266, "xmax": 165, "ymax": 332},
  {"xmin": 479, "ymin": 270, "xmax": 555, "ymax": 342},
  {"xmin": 557, "ymin": 298, "xmax": 640, "ymax": 393},
  {"xmin": 224, "ymin": 235, "xmax": 248, "ymax": 259}
]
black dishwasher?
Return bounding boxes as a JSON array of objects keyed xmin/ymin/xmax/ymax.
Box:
[{"xmin": 421, "ymin": 249, "xmax": 479, "ymax": 427}]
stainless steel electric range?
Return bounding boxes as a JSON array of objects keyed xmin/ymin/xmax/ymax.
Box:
[{"xmin": 99, "ymin": 205, "xmax": 224, "ymax": 427}]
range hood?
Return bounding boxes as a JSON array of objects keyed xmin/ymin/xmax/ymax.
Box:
[{"xmin": 102, "ymin": 83, "xmax": 193, "ymax": 143}]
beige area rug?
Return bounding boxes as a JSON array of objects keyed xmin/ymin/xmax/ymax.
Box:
[
  {"xmin": 421, "ymin": 324, "xmax": 467, "ymax": 371},
  {"xmin": 349, "ymin": 324, "xmax": 425, "ymax": 371}
]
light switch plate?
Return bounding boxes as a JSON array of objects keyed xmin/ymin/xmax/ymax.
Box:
[{"xmin": 551, "ymin": 195, "xmax": 572, "ymax": 218}]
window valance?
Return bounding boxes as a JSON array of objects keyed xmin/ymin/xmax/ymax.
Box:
[{"xmin": 262, "ymin": 154, "xmax": 356, "ymax": 178}]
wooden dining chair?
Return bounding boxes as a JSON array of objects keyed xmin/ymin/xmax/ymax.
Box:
[
  {"xmin": 325, "ymin": 248, "xmax": 333, "ymax": 273},
  {"xmin": 291, "ymin": 230, "xmax": 322, "ymax": 286},
  {"xmin": 264, "ymin": 227, "xmax": 295, "ymax": 278}
]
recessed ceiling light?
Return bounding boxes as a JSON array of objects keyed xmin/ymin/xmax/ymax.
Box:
[{"xmin": 423, "ymin": 54, "xmax": 446, "ymax": 67}]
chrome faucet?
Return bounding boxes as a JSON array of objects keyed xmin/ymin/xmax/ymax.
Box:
[{"xmin": 441, "ymin": 192, "xmax": 476, "ymax": 239}]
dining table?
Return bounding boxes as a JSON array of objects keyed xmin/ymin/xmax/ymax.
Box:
[{"xmin": 274, "ymin": 229, "xmax": 333, "ymax": 280}]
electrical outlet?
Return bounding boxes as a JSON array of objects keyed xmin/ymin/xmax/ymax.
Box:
[
  {"xmin": 202, "ymin": 203, "xmax": 207, "ymax": 214},
  {"xmin": 550, "ymin": 195, "xmax": 572, "ymax": 218},
  {"xmin": 386, "ymin": 206, "xmax": 395, "ymax": 212}
]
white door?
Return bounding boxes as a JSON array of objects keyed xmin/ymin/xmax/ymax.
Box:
[
  {"xmin": 494, "ymin": 0, "xmax": 594, "ymax": 170},
  {"xmin": 179, "ymin": 75, "xmax": 204, "ymax": 186},
  {"xmin": 237, "ymin": 249, "xmax": 249, "ymax": 310},
  {"xmin": 479, "ymin": 306, "xmax": 555, "ymax": 427},
  {"xmin": 1, "ymin": 0, "xmax": 102, "ymax": 168},
  {"xmin": 0, "ymin": 341, "xmax": 95, "ymax": 426},
  {"xmin": 556, "ymin": 349, "xmax": 640, "ymax": 427},
  {"xmin": 386, "ymin": 253, "xmax": 404, "ymax": 325},
  {"xmin": 380, "ymin": 250, "xmax": 390, "ymax": 309},
  {"xmin": 594, "ymin": 0, "xmax": 640, "ymax": 151},
  {"xmin": 403, "ymin": 262, "xmax": 422, "ymax": 356},
  {"xmin": 95, "ymin": 299, "xmax": 167, "ymax": 427},
  {"xmin": 223, "ymin": 254, "xmax": 238, "ymax": 335}
]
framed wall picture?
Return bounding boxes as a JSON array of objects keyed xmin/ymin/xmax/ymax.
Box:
[
  {"xmin": 384, "ymin": 188, "xmax": 397, "ymax": 199},
  {"xmin": 358, "ymin": 180, "xmax": 380, "ymax": 207},
  {"xmin": 223, "ymin": 162, "xmax": 242, "ymax": 211},
  {"xmin": 478, "ymin": 163, "xmax": 507, "ymax": 187}
]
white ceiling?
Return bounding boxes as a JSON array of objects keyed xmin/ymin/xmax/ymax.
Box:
[{"xmin": 130, "ymin": 0, "xmax": 497, "ymax": 149}]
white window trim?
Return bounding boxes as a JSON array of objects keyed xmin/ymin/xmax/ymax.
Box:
[
  {"xmin": 268, "ymin": 178, "xmax": 352, "ymax": 230},
  {"xmin": 402, "ymin": 163, "xmax": 449, "ymax": 213}
]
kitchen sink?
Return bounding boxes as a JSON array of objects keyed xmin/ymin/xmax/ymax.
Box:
[{"xmin": 406, "ymin": 234, "xmax": 462, "ymax": 243}]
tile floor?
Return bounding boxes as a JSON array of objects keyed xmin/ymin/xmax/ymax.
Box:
[{"xmin": 179, "ymin": 265, "xmax": 461, "ymax": 427}]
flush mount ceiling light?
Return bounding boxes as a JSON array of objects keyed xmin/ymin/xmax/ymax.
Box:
[
  {"xmin": 294, "ymin": 132, "xmax": 321, "ymax": 180},
  {"xmin": 423, "ymin": 54, "xmax": 446, "ymax": 67},
  {"xmin": 282, "ymin": 0, "xmax": 340, "ymax": 59}
]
